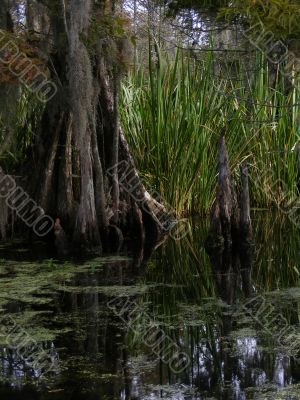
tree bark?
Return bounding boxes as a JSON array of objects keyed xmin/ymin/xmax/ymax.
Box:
[
  {"xmin": 18, "ymin": 0, "xmax": 171, "ymax": 254},
  {"xmin": 206, "ymin": 136, "xmax": 253, "ymax": 251}
]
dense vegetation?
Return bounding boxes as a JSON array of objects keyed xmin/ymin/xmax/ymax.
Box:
[
  {"xmin": 0, "ymin": 0, "xmax": 171, "ymax": 252},
  {"xmin": 121, "ymin": 48, "xmax": 300, "ymax": 216},
  {"xmin": 1, "ymin": 0, "xmax": 300, "ymax": 246},
  {"xmin": 2, "ymin": 2, "xmax": 300, "ymax": 397}
]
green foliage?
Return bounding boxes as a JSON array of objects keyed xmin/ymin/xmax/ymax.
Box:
[
  {"xmin": 121, "ymin": 46, "xmax": 300, "ymax": 216},
  {"xmin": 220, "ymin": 0, "xmax": 300, "ymax": 39},
  {"xmin": 162, "ymin": 0, "xmax": 300, "ymax": 41},
  {"xmin": 0, "ymin": 88, "xmax": 44, "ymax": 170},
  {"xmin": 164, "ymin": 0, "xmax": 229, "ymax": 16}
]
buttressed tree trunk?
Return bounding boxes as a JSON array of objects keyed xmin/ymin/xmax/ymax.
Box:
[
  {"xmin": 0, "ymin": 1, "xmax": 20, "ymax": 240},
  {"xmin": 25, "ymin": 0, "xmax": 170, "ymax": 254}
]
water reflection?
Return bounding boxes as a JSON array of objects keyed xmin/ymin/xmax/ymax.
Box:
[{"xmin": 0, "ymin": 213, "xmax": 300, "ymax": 399}]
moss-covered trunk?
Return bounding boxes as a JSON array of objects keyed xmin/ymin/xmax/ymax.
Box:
[{"xmin": 24, "ymin": 0, "xmax": 170, "ymax": 254}]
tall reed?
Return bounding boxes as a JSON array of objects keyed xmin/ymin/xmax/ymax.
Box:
[{"xmin": 121, "ymin": 47, "xmax": 300, "ymax": 216}]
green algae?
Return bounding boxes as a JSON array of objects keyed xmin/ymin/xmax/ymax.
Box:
[
  {"xmin": 57, "ymin": 284, "xmax": 149, "ymax": 296},
  {"xmin": 143, "ymin": 384, "xmax": 198, "ymax": 399},
  {"xmin": 0, "ymin": 255, "xmax": 134, "ymax": 355},
  {"xmin": 127, "ymin": 354, "xmax": 159, "ymax": 375},
  {"xmin": 229, "ymin": 327, "xmax": 257, "ymax": 340},
  {"xmin": 0, "ymin": 215, "xmax": 300, "ymax": 398},
  {"xmin": 249, "ymin": 383, "xmax": 300, "ymax": 399},
  {"xmin": 0, "ymin": 255, "xmax": 133, "ymax": 308}
]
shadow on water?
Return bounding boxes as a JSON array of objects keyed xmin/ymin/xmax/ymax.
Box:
[{"xmin": 0, "ymin": 212, "xmax": 300, "ymax": 399}]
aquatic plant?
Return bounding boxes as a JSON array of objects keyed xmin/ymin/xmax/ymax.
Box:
[{"xmin": 121, "ymin": 47, "xmax": 300, "ymax": 216}]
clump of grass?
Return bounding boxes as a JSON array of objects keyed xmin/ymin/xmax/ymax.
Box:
[{"xmin": 121, "ymin": 46, "xmax": 300, "ymax": 216}]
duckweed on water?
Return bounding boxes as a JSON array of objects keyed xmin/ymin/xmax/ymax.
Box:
[
  {"xmin": 0, "ymin": 256, "xmax": 136, "ymax": 348},
  {"xmin": 57, "ymin": 284, "xmax": 150, "ymax": 296},
  {"xmin": 250, "ymin": 383, "xmax": 300, "ymax": 399},
  {"xmin": 1, "ymin": 216, "xmax": 300, "ymax": 398},
  {"xmin": 0, "ymin": 256, "xmax": 133, "ymax": 307}
]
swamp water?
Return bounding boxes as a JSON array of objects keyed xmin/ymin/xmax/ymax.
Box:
[{"xmin": 0, "ymin": 213, "xmax": 300, "ymax": 399}]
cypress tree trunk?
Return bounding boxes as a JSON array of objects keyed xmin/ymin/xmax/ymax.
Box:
[
  {"xmin": 0, "ymin": 1, "xmax": 19, "ymax": 239},
  {"xmin": 24, "ymin": 0, "xmax": 170, "ymax": 254}
]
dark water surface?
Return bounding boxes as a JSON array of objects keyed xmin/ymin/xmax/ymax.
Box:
[{"xmin": 1, "ymin": 213, "xmax": 300, "ymax": 399}]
